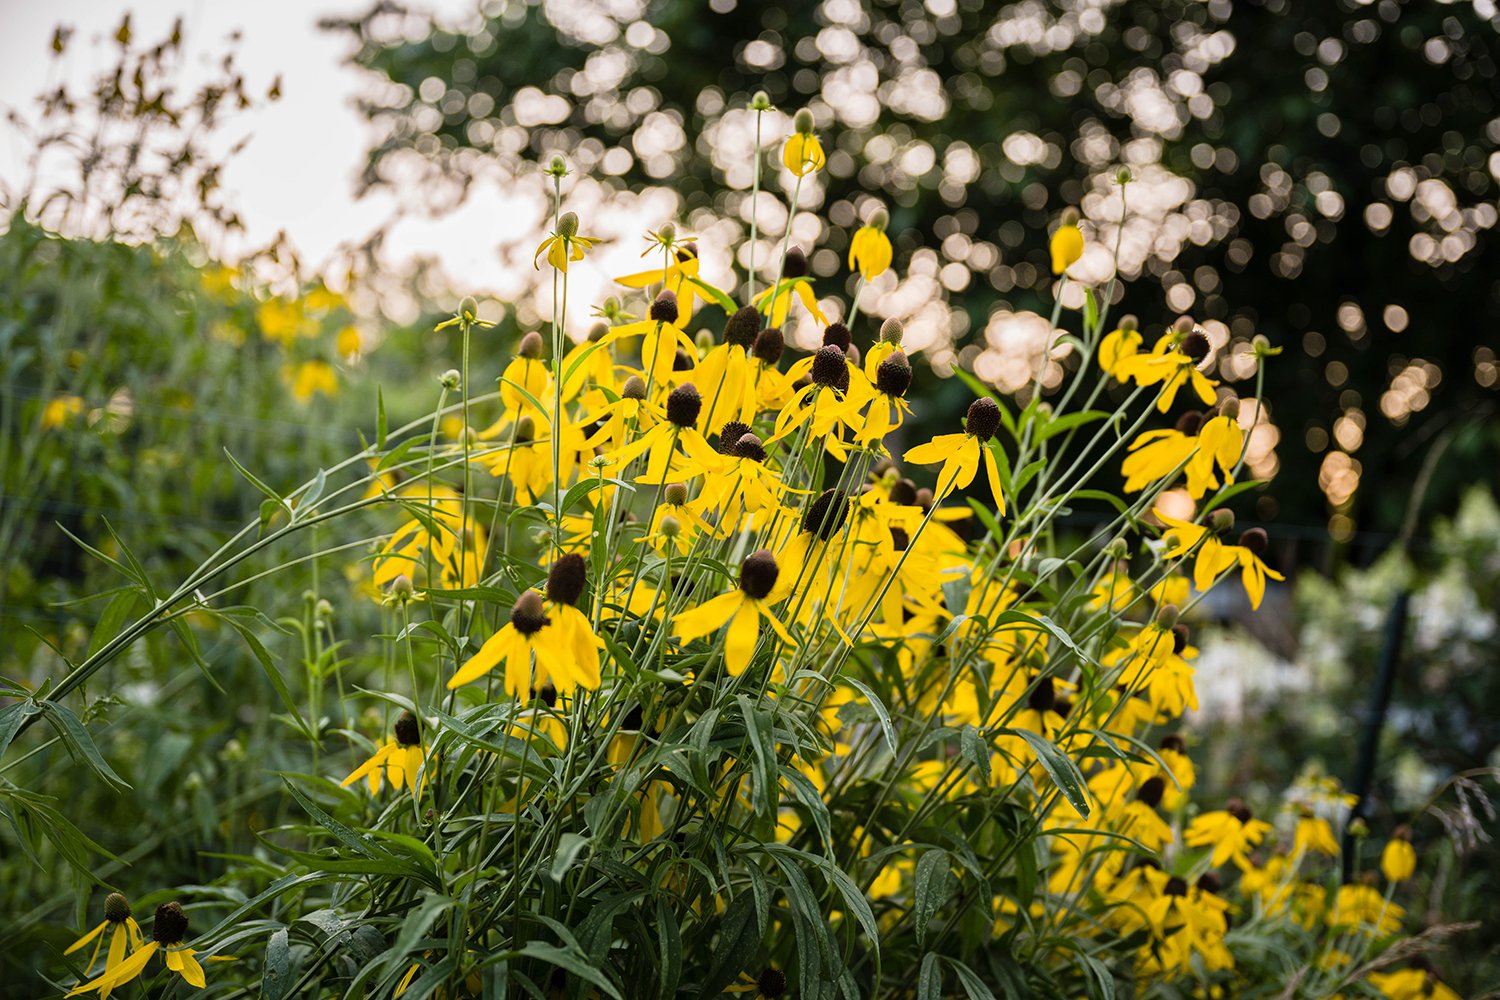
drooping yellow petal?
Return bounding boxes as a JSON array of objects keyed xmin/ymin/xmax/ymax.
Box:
[
  {"xmin": 1050, "ymin": 224, "xmax": 1084, "ymax": 275},
  {"xmin": 69, "ymin": 943, "xmax": 157, "ymax": 997},
  {"xmin": 723, "ymin": 603, "xmax": 762, "ymax": 676},
  {"xmin": 448, "ymin": 625, "xmax": 521, "ymax": 688},
  {"xmin": 672, "ymin": 591, "xmax": 746, "ymax": 645},
  {"xmin": 64, "ymin": 921, "xmax": 107, "ymax": 956}
]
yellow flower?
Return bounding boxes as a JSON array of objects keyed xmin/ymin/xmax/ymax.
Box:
[
  {"xmin": 340, "ymin": 711, "xmax": 427, "ymax": 797},
  {"xmin": 903, "ymin": 396, "xmax": 1006, "ymax": 508},
  {"xmin": 335, "ymin": 324, "xmax": 362, "ymax": 359},
  {"xmin": 782, "ymin": 109, "xmax": 825, "ymax": 176},
  {"xmin": 449, "ymin": 586, "xmax": 600, "ymax": 697},
  {"xmin": 671, "ymin": 549, "xmax": 795, "ymax": 677},
  {"xmin": 1292, "ymin": 814, "xmax": 1341, "ymax": 857},
  {"xmin": 848, "ymin": 210, "xmax": 893, "ymax": 280},
  {"xmin": 534, "ymin": 211, "xmax": 599, "ymax": 273},
  {"xmin": 1184, "ymin": 799, "xmax": 1273, "ymax": 868},
  {"xmin": 1367, "ymin": 968, "xmax": 1460, "ymax": 1000},
  {"xmin": 283, "ymin": 360, "xmax": 338, "ymax": 402},
  {"xmin": 1098, "ymin": 316, "xmax": 1142, "ymax": 377},
  {"xmin": 1381, "ymin": 827, "xmax": 1416, "ymax": 882},
  {"xmin": 1050, "ymin": 208, "xmax": 1084, "ymax": 275},
  {"xmin": 68, "ymin": 902, "xmax": 232, "ymax": 996},
  {"xmin": 1155, "ymin": 509, "xmax": 1284, "ymax": 609},
  {"xmin": 65, "ymin": 893, "xmax": 143, "ymax": 1000},
  {"xmin": 42, "ymin": 394, "xmax": 85, "ymax": 430}
]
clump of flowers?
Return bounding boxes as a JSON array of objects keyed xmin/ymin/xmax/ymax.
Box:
[{"xmin": 44, "ymin": 103, "xmax": 1468, "ymax": 999}]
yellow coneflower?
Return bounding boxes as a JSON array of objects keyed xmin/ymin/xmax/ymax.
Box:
[
  {"xmin": 538, "ymin": 553, "xmax": 603, "ymax": 690},
  {"xmin": 1155, "ymin": 509, "xmax": 1284, "ymax": 610},
  {"xmin": 340, "ymin": 710, "xmax": 427, "ymax": 797},
  {"xmin": 611, "ymin": 383, "xmax": 711, "ymax": 484},
  {"xmin": 68, "ymin": 902, "xmax": 232, "ymax": 996},
  {"xmin": 1381, "ymin": 826, "xmax": 1416, "ymax": 883},
  {"xmin": 904, "ymin": 396, "xmax": 1007, "ymax": 508},
  {"xmin": 533, "ymin": 211, "xmax": 598, "ymax": 272},
  {"xmin": 671, "ymin": 549, "xmax": 794, "ymax": 676},
  {"xmin": 728, "ymin": 965, "xmax": 789, "ymax": 997},
  {"xmin": 449, "ymin": 587, "xmax": 601, "ymax": 698},
  {"xmin": 751, "ymin": 247, "xmax": 827, "ymax": 328},
  {"xmin": 282, "ymin": 359, "xmax": 338, "ymax": 403},
  {"xmin": 782, "ymin": 109, "xmax": 824, "ymax": 176},
  {"xmin": 1098, "ymin": 314, "xmax": 1142, "ymax": 378},
  {"xmin": 42, "ymin": 394, "xmax": 85, "ymax": 430},
  {"xmin": 848, "ymin": 207, "xmax": 893, "ymax": 280},
  {"xmin": 1049, "ymin": 207, "xmax": 1084, "ymax": 275},
  {"xmin": 65, "ymin": 893, "xmax": 142, "ymax": 999},
  {"xmin": 1111, "ymin": 318, "xmax": 1219, "ymax": 413},
  {"xmin": 1184, "ymin": 798, "xmax": 1273, "ymax": 868}
]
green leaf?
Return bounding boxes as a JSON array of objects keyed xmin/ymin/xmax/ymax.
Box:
[
  {"xmin": 1001, "ymin": 727, "xmax": 1090, "ymax": 818},
  {"xmin": 699, "ymin": 891, "xmax": 763, "ymax": 998},
  {"xmin": 949, "ymin": 958, "xmax": 998, "ymax": 1000},
  {"xmin": 683, "ymin": 274, "xmax": 737, "ymax": 314},
  {"xmin": 376, "ymin": 387, "xmax": 388, "ymax": 449},
  {"xmin": 959, "ymin": 725, "xmax": 991, "ymax": 784},
  {"xmin": 840, "ymin": 677, "xmax": 896, "ymax": 756},
  {"xmin": 549, "ymin": 832, "xmax": 589, "ymax": 884},
  {"xmin": 516, "ymin": 941, "xmax": 624, "ymax": 998},
  {"xmin": 222, "ymin": 616, "xmax": 316, "ymax": 742},
  {"xmin": 655, "ymin": 894, "xmax": 682, "ymax": 1000},
  {"xmin": 918, "ymin": 953, "xmax": 942, "ymax": 1000},
  {"xmin": 1035, "ymin": 410, "xmax": 1109, "ymax": 444},
  {"xmin": 737, "ymin": 694, "xmax": 777, "ymax": 818},
  {"xmin": 224, "ymin": 448, "xmax": 285, "ymax": 506},
  {"xmin": 262, "ymin": 928, "xmax": 292, "ymax": 1000},
  {"xmin": 1201, "ymin": 477, "xmax": 1267, "ymax": 512},
  {"xmin": 0, "ymin": 701, "xmax": 41, "ymax": 763},
  {"xmin": 913, "ymin": 850, "xmax": 955, "ymax": 948},
  {"xmin": 38, "ymin": 702, "xmax": 129, "ymax": 789},
  {"xmin": 376, "ymin": 436, "xmax": 421, "ymax": 473},
  {"xmin": 1078, "ymin": 955, "xmax": 1117, "ymax": 1000}
]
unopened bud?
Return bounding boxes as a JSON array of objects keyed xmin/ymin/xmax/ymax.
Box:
[
  {"xmin": 518, "ymin": 331, "xmax": 545, "ymax": 359},
  {"xmin": 660, "ymin": 515, "xmax": 681, "ymax": 539},
  {"xmin": 459, "ymin": 296, "xmax": 479, "ymax": 323},
  {"xmin": 750, "ymin": 90, "xmax": 773, "ymax": 112},
  {"xmin": 1210, "ymin": 508, "xmax": 1236, "ymax": 534},
  {"xmin": 440, "ymin": 369, "xmax": 462, "ymax": 390},
  {"xmin": 868, "ymin": 207, "xmax": 890, "ymax": 230},
  {"xmin": 1116, "ymin": 166, "xmax": 1134, "ymax": 185},
  {"xmin": 1060, "ymin": 207, "xmax": 1080, "ymax": 226},
  {"xmin": 589, "ymin": 322, "xmax": 609, "ymax": 343},
  {"xmin": 622, "ymin": 375, "xmax": 647, "ymax": 400},
  {"xmin": 390, "ymin": 575, "xmax": 415, "ymax": 602},
  {"xmin": 1155, "ymin": 604, "xmax": 1180, "ymax": 630},
  {"xmin": 547, "ymin": 154, "xmax": 568, "ymax": 176},
  {"xmin": 1118, "ymin": 314, "xmax": 1138, "ymax": 333}
]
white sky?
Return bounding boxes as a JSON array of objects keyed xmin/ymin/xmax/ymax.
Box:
[{"xmin": 0, "ymin": 0, "xmax": 560, "ymax": 306}]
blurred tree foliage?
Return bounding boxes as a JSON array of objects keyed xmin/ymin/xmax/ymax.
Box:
[{"xmin": 329, "ymin": 0, "xmax": 1500, "ymax": 541}]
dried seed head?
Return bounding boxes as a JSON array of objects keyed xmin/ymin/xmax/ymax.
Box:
[
  {"xmin": 725, "ymin": 305, "xmax": 761, "ymax": 347},
  {"xmin": 734, "ymin": 433, "xmax": 767, "ymax": 462},
  {"xmin": 1181, "ymin": 330, "xmax": 1211, "ymax": 362},
  {"xmin": 394, "ymin": 710, "xmax": 421, "ymax": 747},
  {"xmin": 1172, "ymin": 624, "xmax": 1190, "ymax": 653},
  {"xmin": 1027, "ymin": 677, "xmax": 1056, "ymax": 713},
  {"xmin": 716, "ymin": 420, "xmax": 753, "ymax": 454},
  {"xmin": 1198, "ymin": 871, "xmax": 1222, "ymax": 894},
  {"xmin": 888, "ymin": 478, "xmax": 918, "ymax": 506},
  {"xmin": 752, "ymin": 326, "xmax": 785, "ymax": 365},
  {"xmin": 1164, "ymin": 876, "xmax": 1189, "ymax": 898},
  {"xmin": 547, "ymin": 553, "xmax": 588, "ymax": 606},
  {"xmin": 1160, "ymin": 733, "xmax": 1187, "ymax": 754},
  {"xmin": 783, "ymin": 246, "xmax": 808, "ymax": 278},
  {"xmin": 879, "ymin": 317, "xmax": 904, "ymax": 345},
  {"xmin": 1136, "ymin": 776, "xmax": 1166, "ymax": 809},
  {"xmin": 1238, "ymin": 527, "xmax": 1268, "ymax": 555},
  {"xmin": 622, "ymin": 375, "xmax": 647, "ymax": 401},
  {"xmin": 965, "ymin": 397, "xmax": 1001, "ymax": 441},
  {"xmin": 739, "ymin": 549, "xmax": 780, "ymax": 600},
  {"xmin": 822, "ymin": 322, "xmax": 851, "ymax": 352},
  {"xmin": 674, "ymin": 347, "xmax": 694, "ymax": 371},
  {"xmin": 518, "ymin": 331, "xmax": 545, "ymax": 360},
  {"xmin": 1226, "ymin": 798, "xmax": 1253, "ymax": 824},
  {"xmin": 510, "ymin": 590, "xmax": 550, "ymax": 636},
  {"xmin": 793, "ymin": 108, "xmax": 815, "ymax": 134},
  {"xmin": 556, "ymin": 212, "xmax": 579, "ymax": 238},
  {"xmin": 1174, "ymin": 410, "xmax": 1204, "ymax": 435},
  {"xmin": 811, "ymin": 345, "xmax": 850, "ymax": 392},
  {"xmin": 666, "ymin": 384, "xmax": 703, "ymax": 428},
  {"xmin": 664, "ymin": 482, "xmax": 689, "ymax": 506},
  {"xmin": 152, "ymin": 902, "xmax": 189, "ymax": 945},
  {"xmin": 758, "ymin": 967, "xmax": 789, "ymax": 998},
  {"xmin": 104, "ymin": 893, "xmax": 132, "ymax": 923},
  {"xmin": 531, "ymin": 683, "xmax": 558, "ymax": 708},
  {"xmin": 802, "ymin": 489, "xmax": 851, "ymax": 541},
  {"xmin": 876, "ymin": 350, "xmax": 913, "ymax": 398},
  {"xmin": 650, "ymin": 290, "xmax": 679, "ymax": 325}
]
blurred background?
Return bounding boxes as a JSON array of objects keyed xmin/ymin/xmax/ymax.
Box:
[{"xmin": 2, "ymin": 0, "xmax": 1498, "ymax": 991}]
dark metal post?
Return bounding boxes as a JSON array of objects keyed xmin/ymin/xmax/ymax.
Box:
[{"xmin": 1342, "ymin": 589, "xmax": 1411, "ymax": 883}]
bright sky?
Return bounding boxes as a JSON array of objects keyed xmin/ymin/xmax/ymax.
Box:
[{"xmin": 0, "ymin": 0, "xmax": 554, "ymax": 310}]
